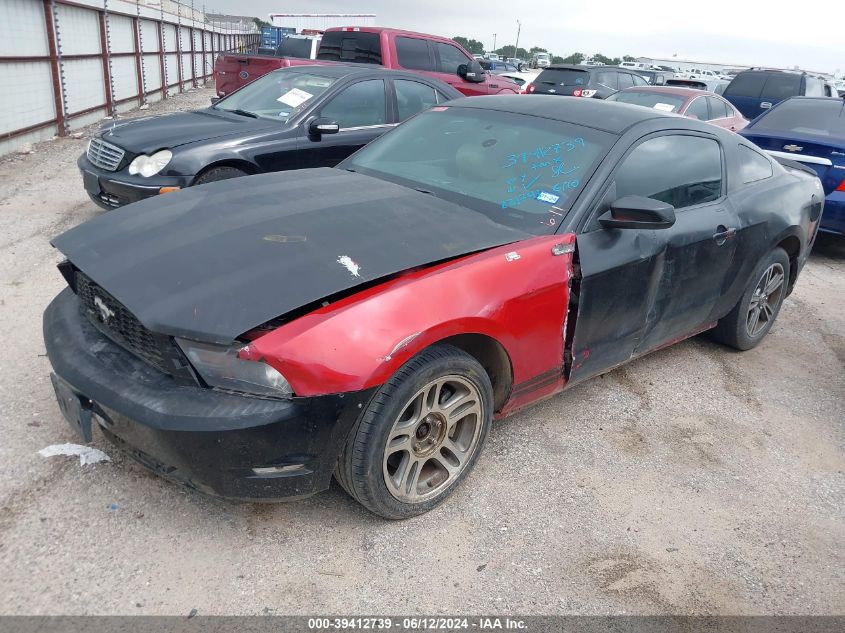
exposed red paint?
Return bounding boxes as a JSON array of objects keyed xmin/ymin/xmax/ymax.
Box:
[{"xmin": 241, "ymin": 234, "xmax": 576, "ymax": 404}]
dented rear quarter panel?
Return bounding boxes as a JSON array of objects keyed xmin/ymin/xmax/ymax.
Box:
[{"xmin": 242, "ymin": 235, "xmax": 576, "ymax": 407}]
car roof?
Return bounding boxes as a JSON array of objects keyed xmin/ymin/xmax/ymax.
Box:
[
  {"xmin": 544, "ymin": 64, "xmax": 594, "ymax": 71},
  {"xmin": 618, "ymin": 85, "xmax": 718, "ymax": 99},
  {"xmin": 276, "ymin": 63, "xmax": 451, "ymax": 82},
  {"xmin": 445, "ymin": 94, "xmax": 672, "ymax": 134}
]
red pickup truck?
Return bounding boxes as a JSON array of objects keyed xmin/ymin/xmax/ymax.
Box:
[{"xmin": 214, "ymin": 27, "xmax": 519, "ymax": 98}]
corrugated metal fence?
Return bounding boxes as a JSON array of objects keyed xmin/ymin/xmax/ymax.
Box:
[{"xmin": 0, "ymin": 0, "xmax": 259, "ymax": 156}]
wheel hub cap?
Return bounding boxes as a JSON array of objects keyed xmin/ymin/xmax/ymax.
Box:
[{"xmin": 412, "ymin": 413, "xmax": 446, "ymax": 457}]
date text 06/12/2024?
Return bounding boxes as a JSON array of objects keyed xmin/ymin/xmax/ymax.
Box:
[{"xmin": 307, "ymin": 617, "xmax": 528, "ymax": 630}]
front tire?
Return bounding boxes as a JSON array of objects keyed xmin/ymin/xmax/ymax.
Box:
[
  {"xmin": 711, "ymin": 247, "xmax": 790, "ymax": 350},
  {"xmin": 336, "ymin": 344, "xmax": 493, "ymax": 520},
  {"xmin": 193, "ymin": 166, "xmax": 248, "ymax": 185}
]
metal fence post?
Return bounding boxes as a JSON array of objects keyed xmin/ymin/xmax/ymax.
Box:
[
  {"xmin": 158, "ymin": 3, "xmax": 168, "ymax": 99},
  {"xmin": 135, "ymin": 1, "xmax": 147, "ymax": 106},
  {"xmin": 175, "ymin": 1, "xmax": 184, "ymax": 92},
  {"xmin": 44, "ymin": 0, "xmax": 68, "ymax": 136},
  {"xmin": 99, "ymin": 1, "xmax": 116, "ymax": 118}
]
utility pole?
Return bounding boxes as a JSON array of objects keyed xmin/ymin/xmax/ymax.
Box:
[
  {"xmin": 514, "ymin": 20, "xmax": 521, "ymax": 59},
  {"xmin": 492, "ymin": 33, "xmax": 496, "ymax": 53}
]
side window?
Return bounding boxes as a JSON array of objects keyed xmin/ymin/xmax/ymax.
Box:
[
  {"xmin": 805, "ymin": 77, "xmax": 825, "ymax": 97},
  {"xmin": 613, "ymin": 135, "xmax": 723, "ymax": 209},
  {"xmin": 594, "ymin": 71, "xmax": 617, "ymax": 89},
  {"xmin": 617, "ymin": 73, "xmax": 635, "ymax": 89},
  {"xmin": 737, "ymin": 145, "xmax": 773, "ymax": 183},
  {"xmin": 707, "ymin": 97, "xmax": 729, "ymax": 119},
  {"xmin": 724, "ymin": 73, "xmax": 766, "ymax": 98},
  {"xmin": 632, "ymin": 74, "xmax": 649, "ymax": 86},
  {"xmin": 686, "ymin": 97, "xmax": 709, "ymax": 120},
  {"xmin": 320, "ymin": 80, "xmax": 386, "ymax": 129},
  {"xmin": 396, "ymin": 37, "xmax": 433, "ymax": 71},
  {"xmin": 394, "ymin": 79, "xmax": 438, "ymax": 121},
  {"xmin": 762, "ymin": 74, "xmax": 801, "ymax": 100},
  {"xmin": 435, "ymin": 42, "xmax": 471, "ymax": 75}
]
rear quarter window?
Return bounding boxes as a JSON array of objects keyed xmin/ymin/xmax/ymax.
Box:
[
  {"xmin": 737, "ymin": 145, "xmax": 774, "ymax": 183},
  {"xmin": 724, "ymin": 73, "xmax": 766, "ymax": 98}
]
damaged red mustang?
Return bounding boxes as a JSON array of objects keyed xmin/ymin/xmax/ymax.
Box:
[{"xmin": 44, "ymin": 97, "xmax": 823, "ymax": 519}]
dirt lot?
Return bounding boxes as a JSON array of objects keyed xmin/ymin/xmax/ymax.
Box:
[{"xmin": 0, "ymin": 88, "xmax": 842, "ymax": 616}]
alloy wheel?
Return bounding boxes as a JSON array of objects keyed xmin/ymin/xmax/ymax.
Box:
[
  {"xmin": 746, "ymin": 262, "xmax": 785, "ymax": 337},
  {"xmin": 383, "ymin": 375, "xmax": 484, "ymax": 503}
]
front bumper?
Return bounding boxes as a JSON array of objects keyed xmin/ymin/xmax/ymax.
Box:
[
  {"xmin": 78, "ymin": 154, "xmax": 193, "ymax": 210},
  {"xmin": 820, "ymin": 192, "xmax": 845, "ymax": 236},
  {"xmin": 44, "ymin": 288, "xmax": 373, "ymax": 501}
]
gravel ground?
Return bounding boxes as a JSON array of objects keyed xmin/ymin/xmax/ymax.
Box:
[{"xmin": 0, "ymin": 87, "xmax": 842, "ymax": 616}]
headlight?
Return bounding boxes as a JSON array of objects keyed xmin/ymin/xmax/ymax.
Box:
[
  {"xmin": 175, "ymin": 338, "xmax": 293, "ymax": 398},
  {"xmin": 128, "ymin": 149, "xmax": 173, "ymax": 177}
]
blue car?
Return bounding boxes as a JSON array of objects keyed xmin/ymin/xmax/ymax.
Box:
[
  {"xmin": 740, "ymin": 97, "xmax": 845, "ymax": 236},
  {"xmin": 723, "ymin": 69, "xmax": 833, "ymax": 120}
]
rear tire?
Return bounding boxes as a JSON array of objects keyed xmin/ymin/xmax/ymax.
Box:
[
  {"xmin": 710, "ymin": 247, "xmax": 790, "ymax": 350},
  {"xmin": 193, "ymin": 166, "xmax": 248, "ymax": 185},
  {"xmin": 336, "ymin": 344, "xmax": 493, "ymax": 520}
]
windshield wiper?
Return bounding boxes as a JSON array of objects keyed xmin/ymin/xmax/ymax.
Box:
[{"xmin": 223, "ymin": 108, "xmax": 258, "ymax": 118}]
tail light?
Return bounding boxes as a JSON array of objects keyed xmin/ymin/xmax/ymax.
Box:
[
  {"xmin": 575, "ymin": 89, "xmax": 597, "ymax": 98},
  {"xmin": 837, "ymin": 179, "xmax": 845, "ymax": 192},
  {"xmin": 525, "ymin": 83, "xmax": 535, "ymax": 93}
]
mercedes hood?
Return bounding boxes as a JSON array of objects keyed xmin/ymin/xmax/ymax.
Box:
[
  {"xmin": 97, "ymin": 109, "xmax": 277, "ymax": 154},
  {"xmin": 52, "ymin": 168, "xmax": 528, "ymax": 344}
]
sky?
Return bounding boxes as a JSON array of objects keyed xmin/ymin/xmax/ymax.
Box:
[{"xmin": 208, "ymin": 0, "xmax": 844, "ymax": 75}]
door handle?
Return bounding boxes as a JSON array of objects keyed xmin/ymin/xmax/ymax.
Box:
[{"xmin": 713, "ymin": 226, "xmax": 737, "ymax": 246}]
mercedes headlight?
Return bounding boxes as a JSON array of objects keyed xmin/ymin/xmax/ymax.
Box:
[
  {"xmin": 176, "ymin": 338, "xmax": 293, "ymax": 398},
  {"xmin": 128, "ymin": 149, "xmax": 173, "ymax": 177}
]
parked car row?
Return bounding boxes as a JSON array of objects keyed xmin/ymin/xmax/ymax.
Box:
[{"xmin": 57, "ymin": 92, "xmax": 823, "ymax": 519}]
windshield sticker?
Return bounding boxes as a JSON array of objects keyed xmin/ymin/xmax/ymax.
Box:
[
  {"xmin": 653, "ymin": 102, "xmax": 676, "ymax": 112},
  {"xmin": 536, "ymin": 191, "xmax": 560, "ymax": 205},
  {"xmin": 277, "ymin": 88, "xmax": 314, "ymax": 108},
  {"xmin": 430, "ymin": 106, "xmax": 449, "ymax": 111}
]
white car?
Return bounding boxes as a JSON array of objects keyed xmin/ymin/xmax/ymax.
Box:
[
  {"xmin": 531, "ymin": 53, "xmax": 551, "ymax": 68},
  {"xmin": 498, "ymin": 71, "xmax": 537, "ymax": 93}
]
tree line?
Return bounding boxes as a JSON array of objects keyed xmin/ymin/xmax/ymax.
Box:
[{"xmin": 452, "ymin": 36, "xmax": 636, "ymax": 66}]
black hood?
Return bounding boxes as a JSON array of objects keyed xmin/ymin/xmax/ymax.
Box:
[
  {"xmin": 99, "ymin": 110, "xmax": 276, "ymax": 154},
  {"xmin": 52, "ymin": 169, "xmax": 527, "ymax": 344}
]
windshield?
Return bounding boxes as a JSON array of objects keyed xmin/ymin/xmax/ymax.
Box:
[
  {"xmin": 607, "ymin": 90, "xmax": 687, "ymax": 113},
  {"xmin": 755, "ymin": 99, "xmax": 845, "ymax": 137},
  {"xmin": 536, "ymin": 53, "xmax": 550, "ymax": 60},
  {"xmin": 215, "ymin": 69, "xmax": 336, "ymax": 122},
  {"xmin": 343, "ymin": 107, "xmax": 615, "ymax": 235}
]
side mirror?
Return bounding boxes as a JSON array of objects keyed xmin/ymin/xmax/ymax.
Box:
[
  {"xmin": 599, "ymin": 195, "xmax": 676, "ymax": 230},
  {"xmin": 308, "ymin": 117, "xmax": 340, "ymax": 136},
  {"xmin": 458, "ymin": 60, "xmax": 486, "ymax": 83}
]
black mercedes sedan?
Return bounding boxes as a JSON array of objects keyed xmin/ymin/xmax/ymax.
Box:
[{"xmin": 78, "ymin": 65, "xmax": 462, "ymax": 209}]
